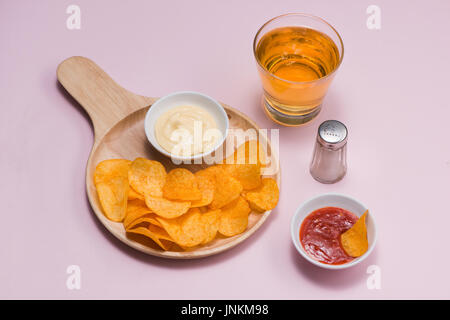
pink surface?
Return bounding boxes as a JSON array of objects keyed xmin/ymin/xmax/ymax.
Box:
[{"xmin": 1, "ymin": 0, "xmax": 450, "ymax": 299}]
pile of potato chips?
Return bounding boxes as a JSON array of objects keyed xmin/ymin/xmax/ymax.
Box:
[{"xmin": 93, "ymin": 141, "xmax": 279, "ymax": 251}]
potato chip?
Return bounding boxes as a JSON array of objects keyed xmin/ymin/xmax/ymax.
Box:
[
  {"xmin": 223, "ymin": 163, "xmax": 261, "ymax": 190},
  {"xmin": 211, "ymin": 172, "xmax": 242, "ymax": 209},
  {"xmin": 243, "ymin": 178, "xmax": 279, "ymax": 212},
  {"xmin": 195, "ymin": 165, "xmax": 222, "ymax": 181},
  {"xmin": 129, "ymin": 158, "xmax": 166, "ymax": 197},
  {"xmin": 123, "ymin": 199, "xmax": 152, "ymax": 228},
  {"xmin": 190, "ymin": 173, "xmax": 214, "ymax": 207},
  {"xmin": 201, "ymin": 209, "xmax": 220, "ymax": 244},
  {"xmin": 163, "ymin": 168, "xmax": 202, "ymax": 201},
  {"xmin": 157, "ymin": 208, "xmax": 206, "ymax": 247},
  {"xmin": 94, "ymin": 159, "xmax": 132, "ymax": 222},
  {"xmin": 224, "ymin": 140, "xmax": 268, "ymax": 167},
  {"xmin": 126, "ymin": 225, "xmax": 173, "ymax": 250},
  {"xmin": 125, "ymin": 214, "xmax": 162, "ymax": 230},
  {"xmin": 128, "ymin": 187, "xmax": 144, "ymax": 201},
  {"xmin": 126, "ymin": 198, "xmax": 148, "ymax": 211},
  {"xmin": 340, "ymin": 211, "xmax": 369, "ymax": 257},
  {"xmin": 218, "ymin": 196, "xmax": 251, "ymax": 237},
  {"xmin": 94, "ymin": 159, "xmax": 131, "ymax": 185},
  {"xmin": 96, "ymin": 180, "xmax": 128, "ymax": 222},
  {"xmin": 222, "ymin": 140, "xmax": 267, "ymax": 189},
  {"xmin": 144, "ymin": 194, "xmax": 190, "ymax": 219},
  {"xmin": 195, "ymin": 166, "xmax": 243, "ymax": 209}
]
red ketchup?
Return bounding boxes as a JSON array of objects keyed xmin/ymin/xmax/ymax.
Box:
[{"xmin": 300, "ymin": 207, "xmax": 358, "ymax": 265}]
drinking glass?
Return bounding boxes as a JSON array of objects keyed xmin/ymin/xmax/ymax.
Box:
[{"xmin": 253, "ymin": 13, "xmax": 344, "ymax": 126}]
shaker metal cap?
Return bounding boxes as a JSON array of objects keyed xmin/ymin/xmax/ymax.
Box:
[{"xmin": 318, "ymin": 120, "xmax": 348, "ymax": 149}]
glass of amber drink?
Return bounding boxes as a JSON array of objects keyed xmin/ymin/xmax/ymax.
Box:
[{"xmin": 253, "ymin": 13, "xmax": 344, "ymax": 126}]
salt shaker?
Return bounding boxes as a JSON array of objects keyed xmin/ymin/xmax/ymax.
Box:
[{"xmin": 309, "ymin": 120, "xmax": 348, "ymax": 184}]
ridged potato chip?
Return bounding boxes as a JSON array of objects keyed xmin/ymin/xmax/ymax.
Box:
[
  {"xmin": 126, "ymin": 198, "xmax": 148, "ymax": 211},
  {"xmin": 129, "ymin": 158, "xmax": 166, "ymax": 197},
  {"xmin": 127, "ymin": 225, "xmax": 173, "ymax": 250},
  {"xmin": 157, "ymin": 208, "xmax": 206, "ymax": 247},
  {"xmin": 94, "ymin": 159, "xmax": 131, "ymax": 185},
  {"xmin": 211, "ymin": 170, "xmax": 242, "ymax": 209},
  {"xmin": 195, "ymin": 165, "xmax": 222, "ymax": 181},
  {"xmin": 201, "ymin": 209, "xmax": 220, "ymax": 244},
  {"xmin": 94, "ymin": 159, "xmax": 131, "ymax": 222},
  {"xmin": 95, "ymin": 178, "xmax": 129, "ymax": 222},
  {"xmin": 123, "ymin": 199, "xmax": 152, "ymax": 228},
  {"xmin": 144, "ymin": 194, "xmax": 190, "ymax": 219},
  {"xmin": 218, "ymin": 196, "xmax": 251, "ymax": 237},
  {"xmin": 163, "ymin": 168, "xmax": 202, "ymax": 201},
  {"xmin": 243, "ymin": 178, "xmax": 279, "ymax": 212},
  {"xmin": 190, "ymin": 173, "xmax": 214, "ymax": 207},
  {"xmin": 125, "ymin": 214, "xmax": 162, "ymax": 230},
  {"xmin": 196, "ymin": 166, "xmax": 243, "ymax": 209},
  {"xmin": 128, "ymin": 187, "xmax": 144, "ymax": 201},
  {"xmin": 222, "ymin": 141, "xmax": 267, "ymax": 189},
  {"xmin": 224, "ymin": 140, "xmax": 268, "ymax": 167},
  {"xmin": 223, "ymin": 163, "xmax": 261, "ymax": 190},
  {"xmin": 340, "ymin": 211, "xmax": 369, "ymax": 257}
]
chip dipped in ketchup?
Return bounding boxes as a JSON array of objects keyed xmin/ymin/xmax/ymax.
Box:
[{"xmin": 300, "ymin": 207, "xmax": 358, "ymax": 265}]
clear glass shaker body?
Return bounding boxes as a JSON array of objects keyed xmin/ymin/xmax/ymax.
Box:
[{"xmin": 310, "ymin": 120, "xmax": 348, "ymax": 184}]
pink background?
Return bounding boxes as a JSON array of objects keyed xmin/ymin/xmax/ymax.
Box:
[{"xmin": 1, "ymin": 0, "xmax": 450, "ymax": 299}]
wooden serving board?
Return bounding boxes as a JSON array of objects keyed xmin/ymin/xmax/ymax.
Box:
[{"xmin": 57, "ymin": 56, "xmax": 280, "ymax": 259}]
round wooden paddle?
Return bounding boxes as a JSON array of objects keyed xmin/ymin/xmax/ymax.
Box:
[{"xmin": 57, "ymin": 56, "xmax": 280, "ymax": 259}]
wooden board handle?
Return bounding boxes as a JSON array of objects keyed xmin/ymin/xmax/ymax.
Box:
[{"xmin": 57, "ymin": 56, "xmax": 155, "ymax": 142}]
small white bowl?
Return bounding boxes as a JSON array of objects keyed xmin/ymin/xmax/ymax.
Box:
[
  {"xmin": 291, "ymin": 193, "xmax": 377, "ymax": 270},
  {"xmin": 144, "ymin": 91, "xmax": 229, "ymax": 162}
]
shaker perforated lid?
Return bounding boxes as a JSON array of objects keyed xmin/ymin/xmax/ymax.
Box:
[{"xmin": 317, "ymin": 120, "xmax": 348, "ymax": 149}]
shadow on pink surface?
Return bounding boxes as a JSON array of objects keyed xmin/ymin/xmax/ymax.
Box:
[
  {"xmin": 57, "ymin": 81, "xmax": 94, "ymax": 137},
  {"xmin": 289, "ymin": 243, "xmax": 378, "ymax": 289}
]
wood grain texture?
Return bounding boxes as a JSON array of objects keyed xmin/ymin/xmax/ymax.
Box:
[
  {"xmin": 57, "ymin": 56, "xmax": 155, "ymax": 143},
  {"xmin": 57, "ymin": 56, "xmax": 280, "ymax": 259}
]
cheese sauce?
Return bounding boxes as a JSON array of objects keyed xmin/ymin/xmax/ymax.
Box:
[{"xmin": 155, "ymin": 105, "xmax": 218, "ymax": 156}]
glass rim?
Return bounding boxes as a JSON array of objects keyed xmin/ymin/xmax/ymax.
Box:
[{"xmin": 252, "ymin": 12, "xmax": 345, "ymax": 85}]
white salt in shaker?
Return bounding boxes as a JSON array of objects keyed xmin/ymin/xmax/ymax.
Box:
[{"xmin": 309, "ymin": 120, "xmax": 348, "ymax": 184}]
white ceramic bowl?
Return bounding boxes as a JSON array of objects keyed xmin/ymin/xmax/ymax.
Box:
[
  {"xmin": 144, "ymin": 91, "xmax": 229, "ymax": 162},
  {"xmin": 291, "ymin": 193, "xmax": 377, "ymax": 270}
]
